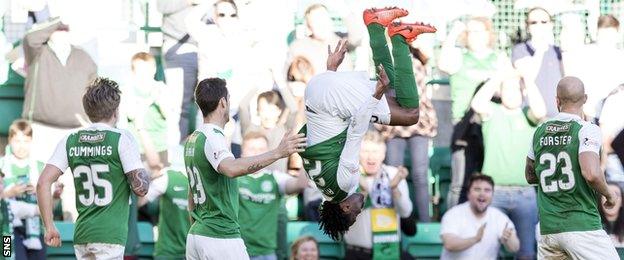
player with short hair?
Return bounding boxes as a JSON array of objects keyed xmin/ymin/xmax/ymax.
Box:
[
  {"xmin": 184, "ymin": 78, "xmax": 306, "ymax": 260},
  {"xmin": 37, "ymin": 77, "xmax": 151, "ymax": 259},
  {"xmin": 299, "ymin": 7, "xmax": 436, "ymax": 240},
  {"xmin": 525, "ymin": 76, "xmax": 620, "ymax": 259}
]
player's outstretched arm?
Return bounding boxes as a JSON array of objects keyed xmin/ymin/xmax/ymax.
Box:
[
  {"xmin": 36, "ymin": 164, "xmax": 63, "ymax": 247},
  {"xmin": 218, "ymin": 132, "xmax": 307, "ymax": 178},
  {"xmin": 126, "ymin": 168, "xmax": 151, "ymax": 197},
  {"xmin": 525, "ymin": 158, "xmax": 538, "ymax": 185}
]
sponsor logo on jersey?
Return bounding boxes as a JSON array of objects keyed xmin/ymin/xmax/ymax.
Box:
[
  {"xmin": 261, "ymin": 180, "xmax": 273, "ymax": 192},
  {"xmin": 78, "ymin": 132, "xmax": 106, "ymax": 143},
  {"xmin": 545, "ymin": 123, "xmax": 570, "ymax": 133},
  {"xmin": 173, "ymin": 186, "xmax": 185, "ymax": 192},
  {"xmin": 583, "ymin": 137, "xmax": 600, "ymax": 147}
]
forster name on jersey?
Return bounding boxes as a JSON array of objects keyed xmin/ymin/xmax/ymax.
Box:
[{"xmin": 539, "ymin": 122, "xmax": 573, "ymax": 147}]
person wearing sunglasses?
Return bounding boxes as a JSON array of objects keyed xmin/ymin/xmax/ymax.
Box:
[{"xmin": 512, "ymin": 7, "xmax": 562, "ymax": 120}]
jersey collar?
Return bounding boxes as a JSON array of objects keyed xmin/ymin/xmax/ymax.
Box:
[{"xmin": 553, "ymin": 112, "xmax": 582, "ymax": 122}]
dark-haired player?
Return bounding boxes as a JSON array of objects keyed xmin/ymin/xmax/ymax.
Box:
[{"xmin": 299, "ymin": 7, "xmax": 436, "ymax": 240}]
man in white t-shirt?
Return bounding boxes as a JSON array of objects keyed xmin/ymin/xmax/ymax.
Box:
[{"xmin": 440, "ymin": 174, "xmax": 519, "ymax": 260}]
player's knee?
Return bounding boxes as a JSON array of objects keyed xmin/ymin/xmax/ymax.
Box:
[{"xmin": 406, "ymin": 108, "xmax": 420, "ymax": 125}]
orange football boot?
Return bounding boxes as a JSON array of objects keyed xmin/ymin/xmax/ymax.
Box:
[
  {"xmin": 388, "ymin": 21, "xmax": 437, "ymax": 42},
  {"xmin": 363, "ymin": 7, "xmax": 408, "ymax": 27}
]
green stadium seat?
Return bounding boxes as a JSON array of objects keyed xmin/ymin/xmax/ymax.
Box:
[
  {"xmin": 287, "ymin": 221, "xmax": 344, "ymax": 259},
  {"xmin": 617, "ymin": 247, "xmax": 624, "ymax": 259},
  {"xmin": 402, "ymin": 222, "xmax": 443, "ymax": 259},
  {"xmin": 46, "ymin": 221, "xmax": 75, "ymax": 259},
  {"xmin": 137, "ymin": 221, "xmax": 155, "ymax": 259}
]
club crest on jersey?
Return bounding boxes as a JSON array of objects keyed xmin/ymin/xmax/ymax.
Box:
[
  {"xmin": 261, "ymin": 181, "xmax": 273, "ymax": 192},
  {"xmin": 78, "ymin": 133, "xmax": 106, "ymax": 143},
  {"xmin": 545, "ymin": 123, "xmax": 570, "ymax": 133}
]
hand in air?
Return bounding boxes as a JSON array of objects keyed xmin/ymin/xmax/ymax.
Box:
[
  {"xmin": 390, "ymin": 166, "xmax": 408, "ymax": 190},
  {"xmin": 327, "ymin": 39, "xmax": 348, "ymax": 71},
  {"xmin": 276, "ymin": 131, "xmax": 307, "ymax": 158}
]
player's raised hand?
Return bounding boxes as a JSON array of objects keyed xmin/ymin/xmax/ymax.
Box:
[
  {"xmin": 326, "ymin": 39, "xmax": 348, "ymax": 71},
  {"xmin": 276, "ymin": 131, "xmax": 307, "ymax": 158},
  {"xmin": 44, "ymin": 226, "xmax": 61, "ymax": 247},
  {"xmin": 374, "ymin": 64, "xmax": 390, "ymax": 99}
]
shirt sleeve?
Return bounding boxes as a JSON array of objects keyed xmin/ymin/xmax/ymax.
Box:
[
  {"xmin": 440, "ymin": 208, "xmax": 459, "ymax": 236},
  {"xmin": 273, "ymin": 171, "xmax": 295, "ymax": 195},
  {"xmin": 119, "ymin": 130, "xmax": 144, "ymax": 173},
  {"xmin": 578, "ymin": 123, "xmax": 602, "ymax": 155},
  {"xmin": 47, "ymin": 135, "xmax": 69, "ymax": 172},
  {"xmin": 203, "ymin": 131, "xmax": 235, "ymax": 173},
  {"xmin": 144, "ymin": 174, "xmax": 169, "ymax": 202},
  {"xmin": 395, "ymin": 175, "xmax": 413, "ymax": 218}
]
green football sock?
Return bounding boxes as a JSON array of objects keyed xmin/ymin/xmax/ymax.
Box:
[
  {"xmin": 390, "ymin": 35, "xmax": 419, "ymax": 108},
  {"xmin": 367, "ymin": 23, "xmax": 395, "ymax": 88}
]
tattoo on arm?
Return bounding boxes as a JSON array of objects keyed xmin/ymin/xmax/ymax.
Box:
[
  {"xmin": 247, "ymin": 163, "xmax": 268, "ymax": 173},
  {"xmin": 525, "ymin": 159, "xmax": 538, "ymax": 185},
  {"xmin": 126, "ymin": 168, "xmax": 150, "ymax": 196}
]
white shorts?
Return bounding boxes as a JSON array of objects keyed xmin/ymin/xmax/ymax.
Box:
[
  {"xmin": 304, "ymin": 71, "xmax": 390, "ymax": 146},
  {"xmin": 74, "ymin": 243, "xmax": 124, "ymax": 260},
  {"xmin": 538, "ymin": 229, "xmax": 619, "ymax": 260},
  {"xmin": 186, "ymin": 234, "xmax": 249, "ymax": 260}
]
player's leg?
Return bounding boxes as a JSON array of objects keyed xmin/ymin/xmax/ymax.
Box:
[
  {"xmin": 383, "ymin": 22, "xmax": 436, "ymax": 126},
  {"xmin": 559, "ymin": 230, "xmax": 619, "ymax": 260}
]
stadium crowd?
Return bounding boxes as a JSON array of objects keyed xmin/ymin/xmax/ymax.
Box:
[{"xmin": 0, "ymin": 0, "xmax": 623, "ymax": 259}]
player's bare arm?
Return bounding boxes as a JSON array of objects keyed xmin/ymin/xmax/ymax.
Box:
[
  {"xmin": 218, "ymin": 132, "xmax": 307, "ymax": 178},
  {"xmin": 579, "ymin": 152, "xmax": 618, "ymax": 208},
  {"xmin": 36, "ymin": 164, "xmax": 64, "ymax": 247},
  {"xmin": 126, "ymin": 168, "xmax": 151, "ymax": 197},
  {"xmin": 525, "ymin": 158, "xmax": 538, "ymax": 185}
]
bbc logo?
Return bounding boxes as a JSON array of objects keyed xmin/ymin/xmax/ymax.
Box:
[{"xmin": 2, "ymin": 236, "xmax": 10, "ymax": 257}]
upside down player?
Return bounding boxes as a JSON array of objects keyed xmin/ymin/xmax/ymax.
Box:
[{"xmin": 299, "ymin": 7, "xmax": 436, "ymax": 240}]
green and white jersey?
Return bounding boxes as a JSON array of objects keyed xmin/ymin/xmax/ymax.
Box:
[
  {"xmin": 184, "ymin": 123, "xmax": 239, "ymax": 239},
  {"xmin": 48, "ymin": 123, "xmax": 143, "ymax": 245},
  {"xmin": 144, "ymin": 167, "xmax": 190, "ymax": 258},
  {"xmin": 528, "ymin": 113, "xmax": 603, "ymax": 235},
  {"xmin": 299, "ymin": 96, "xmax": 381, "ymax": 202},
  {"xmin": 238, "ymin": 170, "xmax": 293, "ymax": 256},
  {"xmin": 0, "ymin": 155, "xmax": 44, "ymax": 188}
]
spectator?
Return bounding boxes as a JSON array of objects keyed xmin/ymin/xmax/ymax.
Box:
[
  {"xmin": 157, "ymin": 0, "xmax": 199, "ymax": 144},
  {"xmin": 122, "ymin": 52, "xmax": 172, "ymax": 175},
  {"xmin": 438, "ymin": 16, "xmax": 512, "ymax": 208},
  {"xmin": 512, "ymin": 7, "xmax": 562, "ymax": 118},
  {"xmin": 470, "ymin": 68, "xmax": 546, "ymax": 259},
  {"xmin": 0, "ymin": 119, "xmax": 46, "ymax": 259},
  {"xmin": 287, "ymin": 56, "xmax": 315, "ymax": 129},
  {"xmin": 22, "ymin": 18, "xmax": 97, "ymax": 160},
  {"xmin": 288, "ymin": 4, "xmax": 354, "ymax": 75},
  {"xmin": 440, "ymin": 174, "xmax": 519, "ymax": 259},
  {"xmin": 239, "ymin": 89, "xmax": 298, "ymax": 172},
  {"xmin": 599, "ymin": 183, "xmax": 624, "ymax": 247},
  {"xmin": 186, "ymin": 0, "xmax": 254, "ymax": 111},
  {"xmin": 343, "ymin": 130, "xmax": 413, "ymax": 260},
  {"xmin": 290, "ymin": 236, "xmax": 319, "ymax": 260},
  {"xmin": 138, "ymin": 164, "xmax": 190, "ymax": 259},
  {"xmin": 238, "ymin": 132, "xmax": 308, "ymax": 260},
  {"xmin": 564, "ymin": 15, "xmax": 624, "ymax": 121},
  {"xmin": 22, "ymin": 18, "xmax": 97, "ymax": 221},
  {"xmin": 377, "ymin": 46, "xmax": 437, "ymax": 222},
  {"xmin": 599, "ymin": 85, "xmax": 624, "ymax": 182}
]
